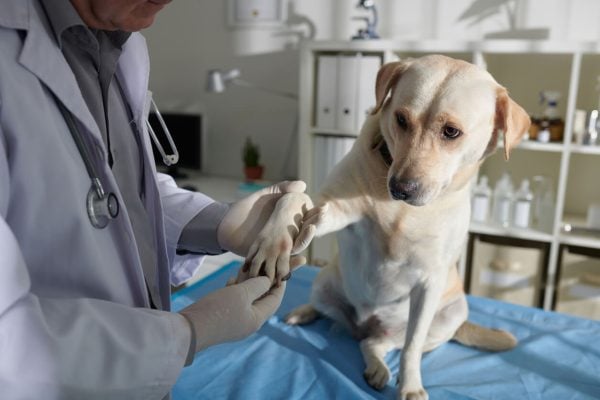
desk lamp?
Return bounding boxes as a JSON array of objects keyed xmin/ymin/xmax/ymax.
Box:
[{"xmin": 206, "ymin": 69, "xmax": 297, "ymax": 100}]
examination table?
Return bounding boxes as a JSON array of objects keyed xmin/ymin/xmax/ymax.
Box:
[{"xmin": 172, "ymin": 261, "xmax": 600, "ymax": 399}]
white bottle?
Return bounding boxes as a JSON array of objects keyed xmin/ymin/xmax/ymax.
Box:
[
  {"xmin": 512, "ymin": 179, "xmax": 533, "ymax": 228},
  {"xmin": 583, "ymin": 110, "xmax": 599, "ymax": 146},
  {"xmin": 492, "ymin": 173, "xmax": 514, "ymax": 227},
  {"xmin": 532, "ymin": 175, "xmax": 555, "ymax": 232},
  {"xmin": 537, "ymin": 124, "xmax": 551, "ymax": 143},
  {"xmin": 471, "ymin": 175, "xmax": 491, "ymax": 223}
]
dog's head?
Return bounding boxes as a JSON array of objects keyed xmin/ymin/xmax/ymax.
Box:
[{"xmin": 370, "ymin": 55, "xmax": 530, "ymax": 206}]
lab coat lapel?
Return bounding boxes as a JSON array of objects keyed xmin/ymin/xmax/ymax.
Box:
[
  {"xmin": 117, "ymin": 34, "xmax": 172, "ymax": 310},
  {"xmin": 17, "ymin": 0, "xmax": 104, "ymax": 149}
]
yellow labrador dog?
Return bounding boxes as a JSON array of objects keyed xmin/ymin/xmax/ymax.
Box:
[{"xmin": 242, "ymin": 55, "xmax": 530, "ymax": 400}]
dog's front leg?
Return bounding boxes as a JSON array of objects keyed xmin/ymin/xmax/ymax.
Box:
[
  {"xmin": 397, "ymin": 276, "xmax": 446, "ymax": 400},
  {"xmin": 242, "ymin": 193, "xmax": 359, "ymax": 284},
  {"xmin": 301, "ymin": 197, "xmax": 361, "ymax": 237}
]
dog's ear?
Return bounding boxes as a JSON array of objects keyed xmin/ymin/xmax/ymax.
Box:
[
  {"xmin": 495, "ymin": 87, "xmax": 531, "ymax": 160},
  {"xmin": 371, "ymin": 60, "xmax": 411, "ymax": 115}
]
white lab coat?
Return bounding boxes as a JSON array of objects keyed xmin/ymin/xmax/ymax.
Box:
[{"xmin": 0, "ymin": 0, "xmax": 216, "ymax": 398}]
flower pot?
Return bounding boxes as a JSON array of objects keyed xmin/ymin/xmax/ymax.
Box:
[{"xmin": 244, "ymin": 165, "xmax": 264, "ymax": 181}]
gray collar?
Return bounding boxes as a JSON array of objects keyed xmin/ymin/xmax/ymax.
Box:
[
  {"xmin": 38, "ymin": 0, "xmax": 130, "ymax": 51},
  {"xmin": 39, "ymin": 0, "xmax": 88, "ymax": 48}
]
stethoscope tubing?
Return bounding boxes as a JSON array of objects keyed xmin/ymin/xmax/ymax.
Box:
[
  {"xmin": 51, "ymin": 92, "xmax": 177, "ymax": 229},
  {"xmin": 55, "ymin": 98, "xmax": 107, "ymax": 200},
  {"xmin": 146, "ymin": 97, "xmax": 179, "ymax": 166}
]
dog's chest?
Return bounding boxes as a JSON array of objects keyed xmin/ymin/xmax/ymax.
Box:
[{"xmin": 337, "ymin": 214, "xmax": 431, "ymax": 306}]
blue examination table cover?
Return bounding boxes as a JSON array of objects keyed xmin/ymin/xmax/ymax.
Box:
[{"xmin": 171, "ymin": 262, "xmax": 600, "ymax": 399}]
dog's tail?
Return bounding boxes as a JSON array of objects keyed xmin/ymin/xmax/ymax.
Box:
[{"xmin": 452, "ymin": 321, "xmax": 517, "ymax": 351}]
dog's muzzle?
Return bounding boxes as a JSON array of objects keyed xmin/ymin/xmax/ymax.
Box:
[
  {"xmin": 388, "ymin": 177, "xmax": 420, "ymax": 201},
  {"xmin": 376, "ymin": 138, "xmax": 421, "ymax": 203}
]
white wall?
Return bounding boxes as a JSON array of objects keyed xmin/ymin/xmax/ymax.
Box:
[
  {"xmin": 143, "ymin": 0, "xmax": 337, "ymax": 181},
  {"xmin": 143, "ymin": 0, "xmax": 600, "ymax": 182}
]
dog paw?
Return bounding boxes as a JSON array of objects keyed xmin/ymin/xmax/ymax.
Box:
[
  {"xmin": 397, "ymin": 387, "xmax": 428, "ymax": 400},
  {"xmin": 363, "ymin": 361, "xmax": 391, "ymax": 390},
  {"xmin": 244, "ymin": 192, "xmax": 316, "ymax": 285},
  {"xmin": 285, "ymin": 304, "xmax": 319, "ymax": 325}
]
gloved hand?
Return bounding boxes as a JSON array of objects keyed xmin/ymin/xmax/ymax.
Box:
[
  {"xmin": 179, "ymin": 276, "xmax": 285, "ymax": 353},
  {"xmin": 217, "ymin": 180, "xmax": 307, "ymax": 257},
  {"xmin": 243, "ymin": 192, "xmax": 318, "ymax": 285}
]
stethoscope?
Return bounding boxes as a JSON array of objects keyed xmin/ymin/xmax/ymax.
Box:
[{"xmin": 55, "ymin": 94, "xmax": 178, "ymax": 229}]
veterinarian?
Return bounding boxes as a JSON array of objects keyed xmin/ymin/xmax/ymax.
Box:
[{"xmin": 0, "ymin": 0, "xmax": 310, "ymax": 398}]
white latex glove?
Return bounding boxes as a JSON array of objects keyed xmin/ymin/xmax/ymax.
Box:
[
  {"xmin": 243, "ymin": 192, "xmax": 318, "ymax": 284},
  {"xmin": 217, "ymin": 180, "xmax": 307, "ymax": 257},
  {"xmin": 179, "ymin": 276, "xmax": 285, "ymax": 353}
]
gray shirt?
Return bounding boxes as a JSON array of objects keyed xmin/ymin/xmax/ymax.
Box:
[{"xmin": 39, "ymin": 0, "xmax": 228, "ymax": 309}]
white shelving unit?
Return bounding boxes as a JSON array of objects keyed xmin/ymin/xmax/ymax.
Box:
[{"xmin": 297, "ymin": 39, "xmax": 600, "ymax": 312}]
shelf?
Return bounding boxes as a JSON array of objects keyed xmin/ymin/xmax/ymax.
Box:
[
  {"xmin": 304, "ymin": 39, "xmax": 600, "ymax": 55},
  {"xmin": 559, "ymin": 233, "xmax": 600, "ymax": 250},
  {"xmin": 311, "ymin": 128, "xmax": 359, "ymax": 138},
  {"xmin": 310, "ymin": 133, "xmax": 592, "ymax": 152},
  {"xmin": 515, "ymin": 140, "xmax": 564, "ymax": 152},
  {"xmin": 499, "ymin": 139, "xmax": 600, "ymax": 154},
  {"xmin": 569, "ymin": 144, "xmax": 600, "ymax": 155},
  {"xmin": 469, "ymin": 221, "xmax": 553, "ymax": 242},
  {"xmin": 560, "ymin": 215, "xmax": 600, "ymax": 249}
]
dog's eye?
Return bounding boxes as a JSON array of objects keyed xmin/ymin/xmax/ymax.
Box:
[
  {"xmin": 442, "ymin": 125, "xmax": 462, "ymax": 139},
  {"xmin": 396, "ymin": 113, "xmax": 408, "ymax": 130}
]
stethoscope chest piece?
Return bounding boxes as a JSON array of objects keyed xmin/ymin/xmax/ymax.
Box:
[
  {"xmin": 52, "ymin": 91, "xmax": 174, "ymax": 229},
  {"xmin": 86, "ymin": 181, "xmax": 119, "ymax": 229}
]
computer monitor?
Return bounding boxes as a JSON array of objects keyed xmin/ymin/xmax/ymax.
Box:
[{"xmin": 147, "ymin": 112, "xmax": 203, "ymax": 179}]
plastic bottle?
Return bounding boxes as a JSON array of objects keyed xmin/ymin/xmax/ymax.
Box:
[
  {"xmin": 532, "ymin": 176, "xmax": 555, "ymax": 232},
  {"xmin": 512, "ymin": 179, "xmax": 533, "ymax": 228},
  {"xmin": 492, "ymin": 173, "xmax": 514, "ymax": 227},
  {"xmin": 471, "ymin": 175, "xmax": 491, "ymax": 223},
  {"xmin": 582, "ymin": 110, "xmax": 599, "ymax": 146},
  {"xmin": 537, "ymin": 121, "xmax": 551, "ymax": 143},
  {"xmin": 532, "ymin": 91, "xmax": 564, "ymax": 142}
]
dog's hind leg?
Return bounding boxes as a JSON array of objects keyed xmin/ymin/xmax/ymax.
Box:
[
  {"xmin": 285, "ymin": 264, "xmax": 350, "ymax": 326},
  {"xmin": 285, "ymin": 304, "xmax": 320, "ymax": 325},
  {"xmin": 452, "ymin": 320, "xmax": 517, "ymax": 351},
  {"xmin": 309, "ymin": 264, "xmax": 361, "ymax": 334},
  {"xmin": 422, "ymin": 295, "xmax": 468, "ymax": 353},
  {"xmin": 360, "ymin": 336, "xmax": 395, "ymax": 390},
  {"xmin": 284, "ymin": 286, "xmax": 357, "ymax": 329},
  {"xmin": 286, "ymin": 264, "xmax": 359, "ymax": 335}
]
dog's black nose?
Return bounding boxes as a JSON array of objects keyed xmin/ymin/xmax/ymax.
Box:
[{"xmin": 389, "ymin": 178, "xmax": 419, "ymax": 201}]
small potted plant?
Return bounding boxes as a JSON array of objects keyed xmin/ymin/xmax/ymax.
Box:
[{"xmin": 242, "ymin": 137, "xmax": 264, "ymax": 181}]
